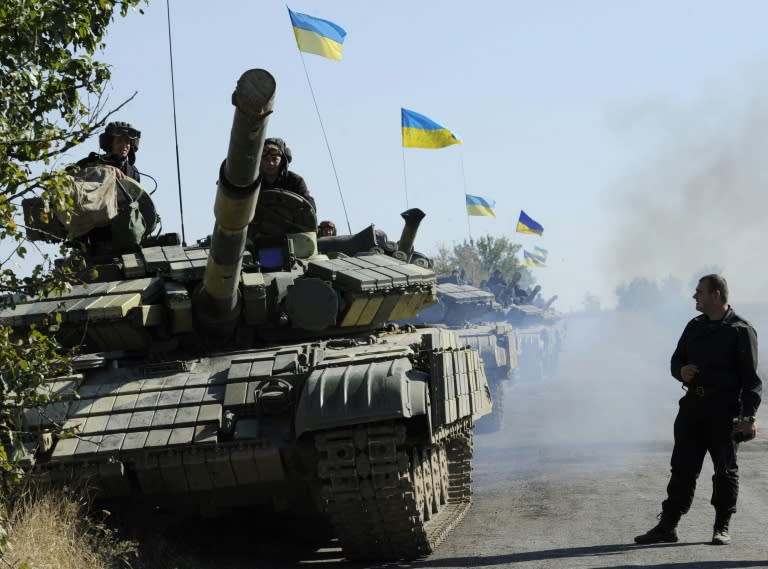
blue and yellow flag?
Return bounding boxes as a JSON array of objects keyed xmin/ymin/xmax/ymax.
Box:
[
  {"xmin": 465, "ymin": 194, "xmax": 496, "ymax": 217},
  {"xmin": 288, "ymin": 8, "xmax": 347, "ymax": 61},
  {"xmin": 516, "ymin": 210, "xmax": 544, "ymax": 235},
  {"xmin": 524, "ymin": 250, "xmax": 546, "ymax": 268},
  {"xmin": 532, "ymin": 245, "xmax": 548, "ymax": 263},
  {"xmin": 401, "ymin": 108, "xmax": 461, "ymax": 149}
]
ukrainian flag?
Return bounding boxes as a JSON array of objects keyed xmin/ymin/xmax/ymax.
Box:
[
  {"xmin": 532, "ymin": 245, "xmax": 548, "ymax": 263},
  {"xmin": 465, "ymin": 194, "xmax": 496, "ymax": 217},
  {"xmin": 524, "ymin": 250, "xmax": 546, "ymax": 267},
  {"xmin": 402, "ymin": 108, "xmax": 461, "ymax": 149},
  {"xmin": 516, "ymin": 210, "xmax": 544, "ymax": 235},
  {"xmin": 288, "ymin": 8, "xmax": 347, "ymax": 61}
]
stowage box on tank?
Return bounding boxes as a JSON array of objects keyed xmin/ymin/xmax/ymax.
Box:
[{"xmin": 2, "ymin": 69, "xmax": 492, "ymax": 561}]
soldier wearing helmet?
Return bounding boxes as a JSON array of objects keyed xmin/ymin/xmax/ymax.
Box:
[
  {"xmin": 259, "ymin": 137, "xmax": 315, "ymax": 210},
  {"xmin": 318, "ymin": 220, "xmax": 336, "ymax": 237},
  {"xmin": 76, "ymin": 121, "xmax": 141, "ymax": 182}
]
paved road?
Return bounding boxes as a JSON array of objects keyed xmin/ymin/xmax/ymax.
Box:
[
  {"xmin": 426, "ymin": 383, "xmax": 768, "ymax": 569},
  {"xmin": 186, "ymin": 313, "xmax": 768, "ymax": 568}
]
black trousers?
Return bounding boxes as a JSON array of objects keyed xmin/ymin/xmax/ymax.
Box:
[{"xmin": 662, "ymin": 394, "xmax": 740, "ymax": 516}]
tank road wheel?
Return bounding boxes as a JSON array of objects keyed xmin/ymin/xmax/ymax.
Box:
[
  {"xmin": 437, "ymin": 444, "xmax": 449, "ymax": 505},
  {"xmin": 419, "ymin": 448, "xmax": 440, "ymax": 522},
  {"xmin": 411, "ymin": 447, "xmax": 428, "ymax": 520},
  {"xmin": 428, "ymin": 447, "xmax": 443, "ymax": 511},
  {"xmin": 315, "ymin": 422, "xmax": 475, "ymax": 561}
]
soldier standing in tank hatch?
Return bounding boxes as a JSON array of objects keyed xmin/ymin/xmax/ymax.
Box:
[
  {"xmin": 634, "ymin": 274, "xmax": 761, "ymax": 547},
  {"xmin": 76, "ymin": 121, "xmax": 141, "ymax": 182},
  {"xmin": 444, "ymin": 269, "xmax": 460, "ymax": 284},
  {"xmin": 260, "ymin": 137, "xmax": 316, "ymax": 211},
  {"xmin": 485, "ymin": 269, "xmax": 507, "ymax": 302}
]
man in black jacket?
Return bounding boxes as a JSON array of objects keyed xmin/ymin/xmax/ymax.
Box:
[
  {"xmin": 634, "ymin": 274, "xmax": 761, "ymax": 546},
  {"xmin": 260, "ymin": 138, "xmax": 315, "ymax": 211},
  {"xmin": 76, "ymin": 121, "xmax": 141, "ymax": 182}
]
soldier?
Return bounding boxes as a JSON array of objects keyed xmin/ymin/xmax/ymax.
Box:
[
  {"xmin": 260, "ymin": 137, "xmax": 316, "ymax": 211},
  {"xmin": 318, "ymin": 220, "xmax": 337, "ymax": 237},
  {"xmin": 76, "ymin": 121, "xmax": 141, "ymax": 182},
  {"xmin": 506, "ymin": 271, "xmax": 529, "ymax": 304},
  {"xmin": 634, "ymin": 274, "xmax": 762, "ymax": 546}
]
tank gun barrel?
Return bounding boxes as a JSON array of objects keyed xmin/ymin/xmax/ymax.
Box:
[
  {"xmin": 195, "ymin": 69, "xmax": 276, "ymax": 337},
  {"xmin": 397, "ymin": 208, "xmax": 426, "ymax": 256}
]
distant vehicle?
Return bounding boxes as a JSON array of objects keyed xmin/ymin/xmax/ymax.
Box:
[{"xmin": 405, "ymin": 280, "xmax": 566, "ymax": 432}]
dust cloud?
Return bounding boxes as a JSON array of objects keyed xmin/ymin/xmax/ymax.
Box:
[
  {"xmin": 603, "ymin": 83, "xmax": 768, "ymax": 305},
  {"xmin": 474, "ymin": 303, "xmax": 696, "ymax": 482},
  {"xmin": 475, "ymin": 79, "xmax": 768, "ymax": 483},
  {"xmin": 474, "ymin": 294, "xmax": 768, "ymax": 486},
  {"xmin": 535, "ymin": 309, "xmax": 686, "ymax": 445}
]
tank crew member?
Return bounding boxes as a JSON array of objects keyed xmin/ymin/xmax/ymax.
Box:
[
  {"xmin": 260, "ymin": 137, "xmax": 316, "ymax": 210},
  {"xmin": 318, "ymin": 220, "xmax": 337, "ymax": 237},
  {"xmin": 484, "ymin": 269, "xmax": 507, "ymax": 302},
  {"xmin": 76, "ymin": 121, "xmax": 141, "ymax": 182},
  {"xmin": 444, "ymin": 268, "xmax": 461, "ymax": 284},
  {"xmin": 486, "ymin": 269, "xmax": 506, "ymax": 289},
  {"xmin": 634, "ymin": 274, "xmax": 762, "ymax": 546},
  {"xmin": 505, "ymin": 271, "xmax": 529, "ymax": 304}
]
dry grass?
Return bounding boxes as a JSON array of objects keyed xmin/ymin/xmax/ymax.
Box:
[{"xmin": 1, "ymin": 486, "xmax": 138, "ymax": 569}]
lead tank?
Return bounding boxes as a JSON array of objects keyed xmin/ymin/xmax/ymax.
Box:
[{"xmin": 3, "ymin": 69, "xmax": 492, "ymax": 561}]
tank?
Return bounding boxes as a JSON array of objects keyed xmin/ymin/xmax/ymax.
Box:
[
  {"xmin": 503, "ymin": 299, "xmax": 566, "ymax": 383},
  {"xmin": 406, "ymin": 278, "xmax": 566, "ymax": 431},
  {"xmin": 404, "ymin": 283, "xmax": 517, "ymax": 433},
  {"xmin": 489, "ymin": 275, "xmax": 566, "ymax": 382},
  {"xmin": 3, "ymin": 69, "xmax": 492, "ymax": 561}
]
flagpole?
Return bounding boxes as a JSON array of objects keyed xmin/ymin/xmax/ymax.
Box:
[
  {"xmin": 459, "ymin": 147, "xmax": 472, "ymax": 243},
  {"xmin": 297, "ymin": 51, "xmax": 352, "ymax": 235},
  {"xmin": 401, "ymin": 145, "xmax": 409, "ymax": 209}
]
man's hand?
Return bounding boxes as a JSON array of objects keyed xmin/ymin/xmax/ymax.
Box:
[
  {"xmin": 680, "ymin": 364, "xmax": 699, "ymax": 383},
  {"xmin": 734, "ymin": 420, "xmax": 757, "ymax": 442},
  {"xmin": 107, "ymin": 165, "xmax": 125, "ymax": 180}
]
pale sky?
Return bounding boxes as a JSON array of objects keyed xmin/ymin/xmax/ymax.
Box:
[{"xmin": 52, "ymin": 0, "xmax": 768, "ymax": 311}]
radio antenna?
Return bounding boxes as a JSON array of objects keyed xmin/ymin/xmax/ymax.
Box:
[{"xmin": 166, "ymin": 0, "xmax": 187, "ymax": 245}]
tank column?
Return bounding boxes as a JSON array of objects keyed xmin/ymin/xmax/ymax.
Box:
[{"xmin": 195, "ymin": 69, "xmax": 276, "ymax": 340}]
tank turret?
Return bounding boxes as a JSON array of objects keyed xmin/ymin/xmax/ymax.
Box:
[{"xmin": 1, "ymin": 68, "xmax": 493, "ymax": 562}]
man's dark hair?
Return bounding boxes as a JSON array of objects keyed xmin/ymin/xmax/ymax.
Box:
[{"xmin": 700, "ymin": 274, "xmax": 729, "ymax": 304}]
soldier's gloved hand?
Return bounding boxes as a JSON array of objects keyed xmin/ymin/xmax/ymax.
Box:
[
  {"xmin": 107, "ymin": 165, "xmax": 125, "ymax": 180},
  {"xmin": 733, "ymin": 420, "xmax": 756, "ymax": 443},
  {"xmin": 680, "ymin": 364, "xmax": 699, "ymax": 383}
]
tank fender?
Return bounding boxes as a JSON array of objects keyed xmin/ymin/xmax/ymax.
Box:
[{"xmin": 295, "ymin": 357, "xmax": 429, "ymax": 437}]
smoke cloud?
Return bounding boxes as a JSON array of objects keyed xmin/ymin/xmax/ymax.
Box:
[{"xmin": 603, "ymin": 83, "xmax": 768, "ymax": 305}]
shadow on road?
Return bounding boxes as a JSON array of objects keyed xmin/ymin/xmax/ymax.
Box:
[
  {"xmin": 411, "ymin": 542, "xmax": 753, "ymax": 567},
  {"xmin": 599, "ymin": 563, "xmax": 768, "ymax": 569}
]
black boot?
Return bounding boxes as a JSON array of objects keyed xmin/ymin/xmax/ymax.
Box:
[
  {"xmin": 634, "ymin": 511, "xmax": 680, "ymax": 544},
  {"xmin": 711, "ymin": 512, "xmax": 731, "ymax": 545}
]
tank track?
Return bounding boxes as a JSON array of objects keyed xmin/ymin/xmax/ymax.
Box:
[{"xmin": 315, "ymin": 419, "xmax": 474, "ymax": 561}]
